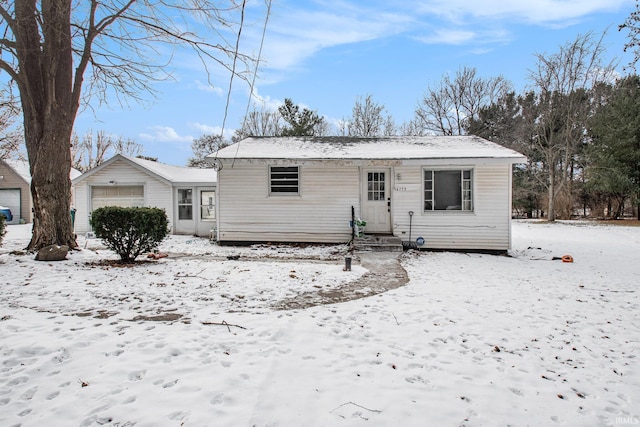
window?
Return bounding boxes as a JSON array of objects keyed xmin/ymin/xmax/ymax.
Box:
[
  {"xmin": 92, "ymin": 186, "xmax": 144, "ymax": 209},
  {"xmin": 178, "ymin": 189, "xmax": 193, "ymax": 220},
  {"xmin": 200, "ymin": 190, "xmax": 215, "ymax": 221},
  {"xmin": 270, "ymin": 166, "xmax": 299, "ymax": 194},
  {"xmin": 424, "ymin": 169, "xmax": 473, "ymax": 211},
  {"xmin": 367, "ymin": 172, "xmax": 385, "ymax": 201}
]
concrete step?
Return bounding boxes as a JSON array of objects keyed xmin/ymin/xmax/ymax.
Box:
[{"xmin": 354, "ymin": 234, "xmax": 404, "ymax": 252}]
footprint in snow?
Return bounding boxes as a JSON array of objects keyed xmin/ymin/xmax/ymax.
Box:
[
  {"xmin": 509, "ymin": 387, "xmax": 523, "ymax": 396},
  {"xmin": 128, "ymin": 370, "xmax": 146, "ymax": 381},
  {"xmin": 19, "ymin": 386, "xmax": 37, "ymax": 401},
  {"xmin": 162, "ymin": 379, "xmax": 178, "ymax": 388},
  {"xmin": 45, "ymin": 391, "xmax": 60, "ymax": 400},
  {"xmin": 210, "ymin": 394, "xmax": 224, "ymax": 405}
]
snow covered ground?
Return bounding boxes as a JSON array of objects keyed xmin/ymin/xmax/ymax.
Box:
[{"xmin": 0, "ymin": 220, "xmax": 638, "ymax": 426}]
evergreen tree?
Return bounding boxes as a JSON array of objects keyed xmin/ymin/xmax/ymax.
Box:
[
  {"xmin": 278, "ymin": 98, "xmax": 324, "ymax": 136},
  {"xmin": 587, "ymin": 76, "xmax": 640, "ymax": 219}
]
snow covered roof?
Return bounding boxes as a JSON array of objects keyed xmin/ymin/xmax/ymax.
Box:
[
  {"xmin": 209, "ymin": 136, "xmax": 527, "ymax": 162},
  {"xmin": 123, "ymin": 155, "xmax": 216, "ymax": 184},
  {"xmin": 73, "ymin": 154, "xmax": 216, "ymax": 185},
  {"xmin": 2, "ymin": 159, "xmax": 31, "ymax": 183},
  {"xmin": 2, "ymin": 159, "xmax": 82, "ymax": 183}
]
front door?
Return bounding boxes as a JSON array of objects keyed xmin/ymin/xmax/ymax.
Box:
[
  {"xmin": 197, "ymin": 188, "xmax": 216, "ymax": 237},
  {"xmin": 361, "ymin": 169, "xmax": 391, "ymax": 233},
  {"xmin": 175, "ymin": 187, "xmax": 196, "ymax": 234}
]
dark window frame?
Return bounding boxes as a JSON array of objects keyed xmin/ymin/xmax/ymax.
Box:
[
  {"xmin": 269, "ymin": 166, "xmax": 300, "ymax": 195},
  {"xmin": 423, "ymin": 168, "xmax": 473, "ymax": 212}
]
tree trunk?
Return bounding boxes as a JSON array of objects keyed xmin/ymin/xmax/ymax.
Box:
[
  {"xmin": 26, "ymin": 116, "xmax": 76, "ymax": 250},
  {"xmin": 548, "ymin": 167, "xmax": 556, "ymax": 222},
  {"xmin": 15, "ymin": 0, "xmax": 78, "ymax": 251}
]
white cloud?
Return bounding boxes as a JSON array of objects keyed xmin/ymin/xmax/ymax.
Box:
[
  {"xmin": 258, "ymin": 3, "xmax": 412, "ymax": 70},
  {"xmin": 249, "ymin": 87, "xmax": 283, "ymax": 111},
  {"xmin": 189, "ymin": 123, "xmax": 222, "ymax": 135},
  {"xmin": 188, "ymin": 122, "xmax": 235, "ymax": 138},
  {"xmin": 139, "ymin": 126, "xmax": 194, "ymax": 143},
  {"xmin": 250, "ymin": 0, "xmax": 631, "ymax": 73},
  {"xmin": 415, "ymin": 0, "xmax": 632, "ymax": 26},
  {"xmin": 414, "ymin": 27, "xmax": 512, "ymax": 46},
  {"xmin": 194, "ymin": 80, "xmax": 225, "ymax": 96}
]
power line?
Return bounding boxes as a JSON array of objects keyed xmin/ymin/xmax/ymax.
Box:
[
  {"xmin": 231, "ymin": 0, "xmax": 272, "ymax": 168},
  {"xmin": 218, "ymin": 0, "xmax": 247, "ymax": 144}
]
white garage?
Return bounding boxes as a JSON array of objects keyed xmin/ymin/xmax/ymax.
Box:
[{"xmin": 73, "ymin": 154, "xmax": 217, "ymax": 237}]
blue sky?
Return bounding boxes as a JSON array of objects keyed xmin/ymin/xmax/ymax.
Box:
[{"xmin": 74, "ymin": 0, "xmax": 637, "ymax": 166}]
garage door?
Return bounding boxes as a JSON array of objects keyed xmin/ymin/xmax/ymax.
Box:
[
  {"xmin": 0, "ymin": 189, "xmax": 20, "ymax": 224},
  {"xmin": 91, "ymin": 186, "xmax": 144, "ymax": 209}
]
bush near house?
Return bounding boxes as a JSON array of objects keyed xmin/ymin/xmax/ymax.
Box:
[{"xmin": 90, "ymin": 206, "xmax": 169, "ymax": 263}]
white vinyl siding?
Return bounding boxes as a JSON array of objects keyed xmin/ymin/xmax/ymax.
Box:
[
  {"xmin": 217, "ymin": 158, "xmax": 515, "ymax": 251},
  {"xmin": 392, "ymin": 163, "xmax": 512, "ymax": 251},
  {"xmin": 218, "ymin": 162, "xmax": 359, "ymax": 243}
]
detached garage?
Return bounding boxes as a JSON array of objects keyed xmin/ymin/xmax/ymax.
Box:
[
  {"xmin": 0, "ymin": 159, "xmax": 32, "ymax": 224},
  {"xmin": 73, "ymin": 154, "xmax": 217, "ymax": 237},
  {"xmin": 0, "ymin": 159, "xmax": 82, "ymax": 225}
]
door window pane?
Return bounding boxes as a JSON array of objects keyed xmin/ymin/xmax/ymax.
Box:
[
  {"xmin": 367, "ymin": 172, "xmax": 385, "ymax": 201},
  {"xmin": 200, "ymin": 190, "xmax": 215, "ymax": 220},
  {"xmin": 178, "ymin": 189, "xmax": 193, "ymax": 220}
]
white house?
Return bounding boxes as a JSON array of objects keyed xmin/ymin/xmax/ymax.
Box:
[
  {"xmin": 209, "ymin": 136, "xmax": 526, "ymax": 252},
  {"xmin": 1, "ymin": 158, "xmax": 81, "ymax": 224},
  {"xmin": 73, "ymin": 154, "xmax": 217, "ymax": 237}
]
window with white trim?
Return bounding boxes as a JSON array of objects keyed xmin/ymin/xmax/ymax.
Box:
[
  {"xmin": 91, "ymin": 186, "xmax": 144, "ymax": 209},
  {"xmin": 177, "ymin": 189, "xmax": 193, "ymax": 220},
  {"xmin": 270, "ymin": 166, "xmax": 299, "ymax": 195},
  {"xmin": 424, "ymin": 169, "xmax": 473, "ymax": 211}
]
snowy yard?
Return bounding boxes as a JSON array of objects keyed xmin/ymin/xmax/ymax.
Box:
[{"xmin": 0, "ymin": 220, "xmax": 638, "ymax": 426}]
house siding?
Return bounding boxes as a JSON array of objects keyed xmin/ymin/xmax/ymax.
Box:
[
  {"xmin": 218, "ymin": 160, "xmax": 514, "ymax": 250},
  {"xmin": 217, "ymin": 161, "xmax": 360, "ymax": 243},
  {"xmin": 0, "ymin": 161, "xmax": 31, "ymax": 223},
  {"xmin": 73, "ymin": 159, "xmax": 173, "ymax": 234},
  {"xmin": 390, "ymin": 162, "xmax": 512, "ymax": 250}
]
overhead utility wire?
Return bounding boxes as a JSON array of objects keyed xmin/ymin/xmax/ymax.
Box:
[
  {"xmin": 218, "ymin": 0, "xmax": 247, "ymax": 144},
  {"xmin": 231, "ymin": 0, "xmax": 272, "ymax": 168}
]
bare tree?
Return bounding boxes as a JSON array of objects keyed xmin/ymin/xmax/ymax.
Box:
[
  {"xmin": 232, "ymin": 103, "xmax": 283, "ymax": 142},
  {"xmin": 335, "ymin": 118, "xmax": 348, "ymax": 136},
  {"xmin": 414, "ymin": 66, "xmax": 511, "ymax": 135},
  {"xmin": 71, "ymin": 130, "xmax": 143, "ymax": 172},
  {"xmin": 0, "ymin": 88, "xmax": 22, "ymax": 160},
  {"xmin": 528, "ymin": 31, "xmax": 616, "ymax": 221},
  {"xmin": 620, "ymin": 0, "xmax": 640, "ymax": 71},
  {"xmin": 0, "ymin": 1, "xmax": 253, "ymax": 250},
  {"xmin": 188, "ymin": 134, "xmax": 229, "ymax": 168},
  {"xmin": 397, "ymin": 118, "xmax": 426, "ymax": 136},
  {"xmin": 347, "ymin": 94, "xmax": 394, "ymax": 137}
]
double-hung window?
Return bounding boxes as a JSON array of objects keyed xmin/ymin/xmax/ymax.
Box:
[
  {"xmin": 270, "ymin": 166, "xmax": 299, "ymax": 195},
  {"xmin": 424, "ymin": 169, "xmax": 473, "ymax": 212}
]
